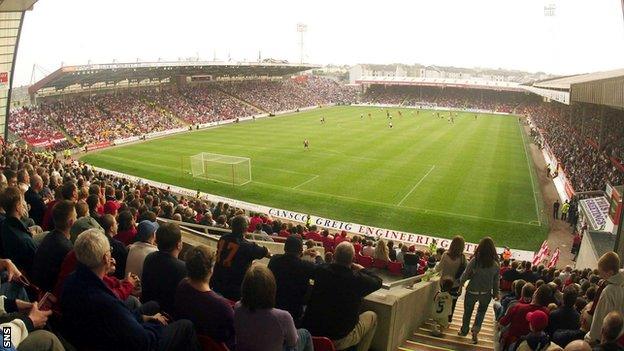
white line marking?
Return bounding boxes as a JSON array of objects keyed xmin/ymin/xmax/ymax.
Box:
[
  {"xmin": 95, "ymin": 147, "xmax": 539, "ymax": 226},
  {"xmin": 518, "ymin": 119, "xmax": 542, "ymax": 225},
  {"xmin": 292, "ymin": 174, "xmax": 320, "ymax": 189},
  {"xmin": 397, "ymin": 165, "xmax": 436, "ymax": 206},
  {"xmin": 255, "ymin": 166, "xmax": 317, "ymax": 176}
]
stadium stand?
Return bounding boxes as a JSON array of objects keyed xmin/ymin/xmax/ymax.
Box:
[
  {"xmin": 219, "ymin": 76, "xmax": 357, "ymax": 112},
  {"xmin": 9, "ymin": 76, "xmax": 356, "ymax": 149},
  {"xmin": 521, "ymin": 103, "xmax": 624, "ymax": 192},
  {"xmin": 9, "ymin": 105, "xmax": 66, "ymax": 147},
  {"xmin": 361, "ymin": 85, "xmax": 536, "ymax": 113}
]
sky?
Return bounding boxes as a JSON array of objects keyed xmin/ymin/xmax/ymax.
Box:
[{"xmin": 13, "ymin": 0, "xmax": 624, "ymax": 86}]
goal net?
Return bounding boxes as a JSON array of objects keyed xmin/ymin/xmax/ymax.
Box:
[{"xmin": 190, "ymin": 152, "xmax": 252, "ymax": 186}]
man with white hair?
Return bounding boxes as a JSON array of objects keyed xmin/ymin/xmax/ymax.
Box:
[
  {"xmin": 60, "ymin": 229, "xmax": 200, "ymax": 351},
  {"xmin": 564, "ymin": 340, "xmax": 592, "ymax": 351},
  {"xmin": 302, "ymin": 241, "xmax": 382, "ymax": 351}
]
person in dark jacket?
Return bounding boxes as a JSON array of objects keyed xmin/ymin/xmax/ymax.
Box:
[
  {"xmin": 302, "ymin": 242, "xmax": 382, "ymax": 351},
  {"xmin": 60, "ymin": 228, "xmax": 199, "ymax": 351},
  {"xmin": 24, "ymin": 175, "xmax": 46, "ymax": 226},
  {"xmin": 141, "ymin": 222, "xmax": 187, "ymax": 315},
  {"xmin": 100, "ymin": 214, "xmax": 128, "ymax": 279},
  {"xmin": 32, "ymin": 200, "xmax": 76, "ymax": 292},
  {"xmin": 211, "ymin": 215, "xmax": 269, "ymax": 300},
  {"xmin": 522, "ymin": 262, "xmax": 539, "ymax": 283},
  {"xmin": 0, "ymin": 186, "xmax": 37, "ymax": 274},
  {"xmin": 86, "ymin": 194, "xmax": 102, "ymax": 224},
  {"xmin": 174, "ymin": 245, "xmax": 235, "ymax": 349},
  {"xmin": 547, "ymin": 285, "xmax": 580, "ymax": 337},
  {"xmin": 268, "ymin": 235, "xmax": 319, "ymax": 324}
]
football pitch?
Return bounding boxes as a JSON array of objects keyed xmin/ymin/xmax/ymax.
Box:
[{"xmin": 81, "ymin": 106, "xmax": 547, "ymax": 250}]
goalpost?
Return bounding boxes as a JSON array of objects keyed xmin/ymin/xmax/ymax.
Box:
[{"xmin": 190, "ymin": 152, "xmax": 252, "ymax": 186}]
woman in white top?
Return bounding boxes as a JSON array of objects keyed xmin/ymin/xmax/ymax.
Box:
[{"xmin": 434, "ymin": 235, "xmax": 466, "ymax": 322}]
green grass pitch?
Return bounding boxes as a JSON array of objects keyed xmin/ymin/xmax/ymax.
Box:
[{"xmin": 81, "ymin": 106, "xmax": 547, "ymax": 251}]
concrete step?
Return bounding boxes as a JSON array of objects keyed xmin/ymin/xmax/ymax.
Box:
[
  {"xmin": 399, "ymin": 293, "xmax": 496, "ymax": 351},
  {"xmin": 415, "ymin": 327, "xmax": 494, "ymax": 348},
  {"xmin": 422, "ymin": 321, "xmax": 495, "ymax": 338},
  {"xmin": 405, "ymin": 332, "xmax": 493, "ymax": 351}
]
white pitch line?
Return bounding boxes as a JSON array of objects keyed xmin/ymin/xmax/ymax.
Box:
[
  {"xmin": 518, "ymin": 119, "xmax": 542, "ymax": 226},
  {"xmin": 293, "ymin": 174, "xmax": 320, "ymax": 189},
  {"xmin": 397, "ymin": 165, "xmax": 436, "ymax": 206}
]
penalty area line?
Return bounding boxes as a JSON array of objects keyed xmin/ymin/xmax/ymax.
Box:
[
  {"xmin": 292, "ymin": 174, "xmax": 320, "ymax": 190},
  {"xmin": 397, "ymin": 165, "xmax": 436, "ymax": 206}
]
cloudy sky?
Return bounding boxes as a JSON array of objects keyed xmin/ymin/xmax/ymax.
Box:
[{"xmin": 13, "ymin": 0, "xmax": 624, "ymax": 86}]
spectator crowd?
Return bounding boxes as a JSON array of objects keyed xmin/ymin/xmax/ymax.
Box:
[
  {"xmin": 523, "ymin": 103, "xmax": 624, "ymax": 192},
  {"xmin": 361, "ymin": 85, "xmax": 528, "ymax": 113},
  {"xmin": 0, "ymin": 142, "xmax": 386, "ymax": 350},
  {"xmin": 9, "ymin": 76, "xmax": 357, "ymax": 151}
]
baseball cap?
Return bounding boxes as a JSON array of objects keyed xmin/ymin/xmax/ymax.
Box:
[
  {"xmin": 284, "ymin": 235, "xmax": 303, "ymax": 254},
  {"xmin": 136, "ymin": 220, "xmax": 159, "ymax": 242},
  {"xmin": 526, "ymin": 310, "xmax": 548, "ymax": 332}
]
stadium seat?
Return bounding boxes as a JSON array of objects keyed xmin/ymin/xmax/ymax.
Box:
[
  {"xmin": 198, "ymin": 334, "xmax": 229, "ymax": 351},
  {"xmin": 387, "ymin": 261, "xmax": 403, "ymax": 276},
  {"xmin": 312, "ymin": 337, "xmax": 336, "ymax": 351},
  {"xmin": 372, "ymin": 258, "xmax": 388, "ymax": 269}
]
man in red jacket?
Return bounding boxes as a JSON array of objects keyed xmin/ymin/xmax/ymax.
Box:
[
  {"xmin": 334, "ymin": 230, "xmax": 348, "ymax": 246},
  {"xmin": 304, "ymin": 225, "xmax": 323, "ymax": 242},
  {"xmin": 499, "ymin": 284, "xmax": 552, "ymax": 349}
]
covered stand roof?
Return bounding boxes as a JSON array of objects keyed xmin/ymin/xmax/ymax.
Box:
[
  {"xmin": 528, "ymin": 68, "xmax": 624, "ymax": 109},
  {"xmin": 532, "ymin": 69, "xmax": 624, "ymax": 91},
  {"xmin": 29, "ymin": 61, "xmax": 319, "ymax": 96},
  {"xmin": 355, "ymin": 76, "xmax": 525, "ymax": 92}
]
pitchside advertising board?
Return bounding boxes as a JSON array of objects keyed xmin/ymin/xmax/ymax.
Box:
[
  {"xmin": 580, "ymin": 197, "xmax": 613, "ymax": 231},
  {"xmin": 93, "ymin": 166, "xmax": 535, "ymax": 261}
]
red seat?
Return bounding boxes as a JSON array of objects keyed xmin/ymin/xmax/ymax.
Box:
[
  {"xmin": 358, "ymin": 255, "xmax": 373, "ymax": 268},
  {"xmin": 372, "ymin": 258, "xmax": 388, "ymax": 269},
  {"xmin": 387, "ymin": 261, "xmax": 403, "ymax": 275},
  {"xmin": 198, "ymin": 334, "xmax": 229, "ymax": 351},
  {"xmin": 313, "ymin": 337, "xmax": 336, "ymax": 351}
]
